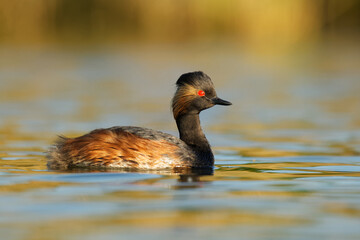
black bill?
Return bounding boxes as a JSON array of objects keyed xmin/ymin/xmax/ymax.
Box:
[{"xmin": 212, "ymin": 97, "xmax": 232, "ymax": 106}]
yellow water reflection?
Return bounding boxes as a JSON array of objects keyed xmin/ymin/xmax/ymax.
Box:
[
  {"xmin": 214, "ymin": 162, "xmax": 360, "ymax": 180},
  {"xmin": 0, "ymin": 209, "xmax": 309, "ymax": 240},
  {"xmin": 0, "ymin": 180, "xmax": 73, "ymax": 193},
  {"xmin": 0, "ymin": 158, "xmax": 47, "ymax": 173},
  {"xmin": 227, "ymin": 146, "xmax": 359, "ymax": 157}
]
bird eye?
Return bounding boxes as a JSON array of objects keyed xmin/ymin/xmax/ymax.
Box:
[{"xmin": 197, "ymin": 90, "xmax": 205, "ymax": 96}]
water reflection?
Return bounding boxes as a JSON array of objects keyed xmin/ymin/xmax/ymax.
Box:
[
  {"xmin": 64, "ymin": 167, "xmax": 213, "ymax": 189},
  {"xmin": 0, "ymin": 44, "xmax": 359, "ymax": 239},
  {"xmin": 63, "ymin": 166, "xmax": 214, "ymax": 176},
  {"xmin": 1, "ymin": 150, "xmax": 360, "ymax": 240}
]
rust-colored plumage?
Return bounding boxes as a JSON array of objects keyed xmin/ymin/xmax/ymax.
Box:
[
  {"xmin": 47, "ymin": 71, "xmax": 231, "ymax": 170},
  {"xmin": 48, "ymin": 128, "xmax": 187, "ymax": 170}
]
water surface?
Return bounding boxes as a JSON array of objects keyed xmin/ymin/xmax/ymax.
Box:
[{"xmin": 0, "ymin": 44, "xmax": 359, "ymax": 240}]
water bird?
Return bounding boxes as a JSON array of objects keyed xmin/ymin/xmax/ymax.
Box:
[{"xmin": 47, "ymin": 71, "xmax": 231, "ymax": 170}]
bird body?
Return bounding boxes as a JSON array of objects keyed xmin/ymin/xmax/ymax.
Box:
[
  {"xmin": 47, "ymin": 71, "xmax": 231, "ymax": 170},
  {"xmin": 48, "ymin": 126, "xmax": 200, "ymax": 169}
]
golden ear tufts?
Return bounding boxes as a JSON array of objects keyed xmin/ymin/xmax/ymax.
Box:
[{"xmin": 172, "ymin": 84, "xmax": 197, "ymax": 119}]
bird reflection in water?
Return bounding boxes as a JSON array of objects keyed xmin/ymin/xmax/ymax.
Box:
[{"xmin": 61, "ymin": 166, "xmax": 213, "ymax": 188}]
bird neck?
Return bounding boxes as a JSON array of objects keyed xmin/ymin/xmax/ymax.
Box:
[{"xmin": 175, "ymin": 113, "xmax": 214, "ymax": 163}]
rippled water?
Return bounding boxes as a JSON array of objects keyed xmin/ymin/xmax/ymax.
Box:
[{"xmin": 1, "ymin": 44, "xmax": 360, "ymax": 240}]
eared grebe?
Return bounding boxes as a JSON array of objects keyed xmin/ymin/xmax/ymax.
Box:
[{"xmin": 47, "ymin": 71, "xmax": 231, "ymax": 170}]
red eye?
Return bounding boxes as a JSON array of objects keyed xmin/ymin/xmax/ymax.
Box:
[{"xmin": 197, "ymin": 90, "xmax": 205, "ymax": 96}]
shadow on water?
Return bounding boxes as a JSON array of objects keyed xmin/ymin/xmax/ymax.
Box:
[
  {"xmin": 1, "ymin": 144, "xmax": 360, "ymax": 240},
  {"xmin": 63, "ymin": 167, "xmax": 214, "ymax": 189},
  {"xmin": 0, "ymin": 43, "xmax": 359, "ymax": 240},
  {"xmin": 64, "ymin": 166, "xmax": 214, "ymax": 176}
]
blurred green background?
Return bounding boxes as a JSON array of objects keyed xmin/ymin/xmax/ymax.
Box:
[{"xmin": 1, "ymin": 0, "xmax": 359, "ymax": 49}]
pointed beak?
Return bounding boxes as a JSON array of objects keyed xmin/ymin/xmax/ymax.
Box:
[{"xmin": 212, "ymin": 97, "xmax": 232, "ymax": 106}]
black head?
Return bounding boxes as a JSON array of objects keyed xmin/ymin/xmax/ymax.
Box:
[{"xmin": 172, "ymin": 71, "xmax": 231, "ymax": 119}]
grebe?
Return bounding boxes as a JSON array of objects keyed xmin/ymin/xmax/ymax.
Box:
[{"xmin": 47, "ymin": 71, "xmax": 231, "ymax": 170}]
